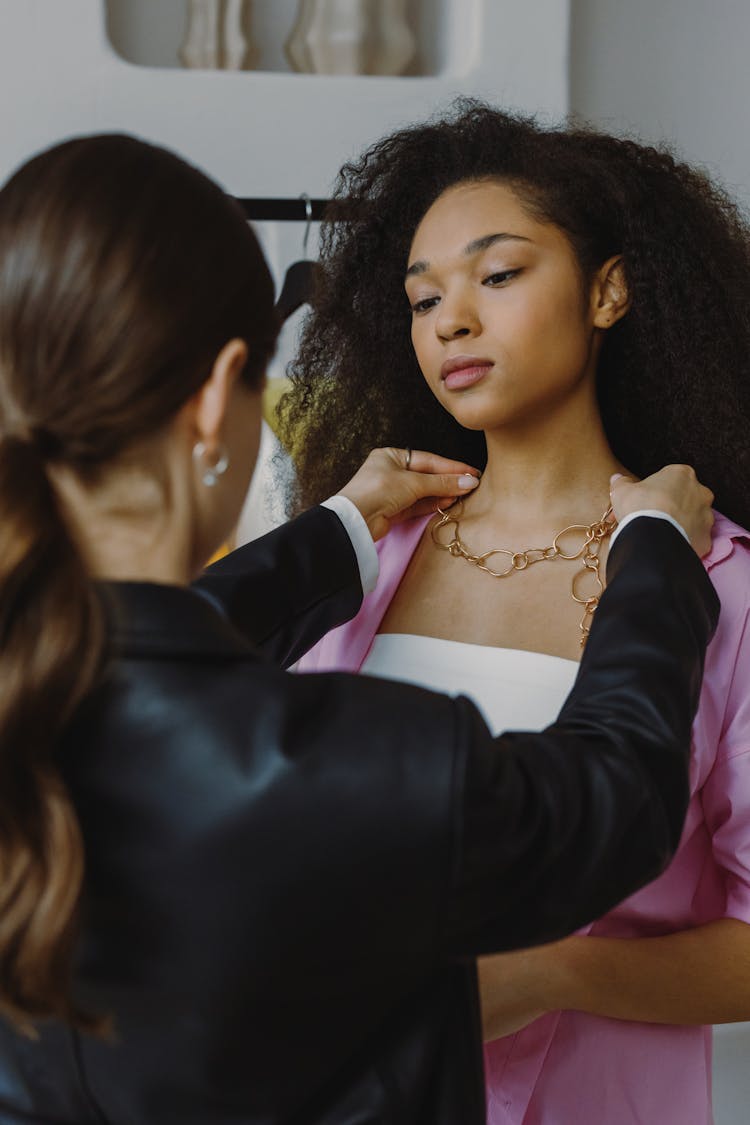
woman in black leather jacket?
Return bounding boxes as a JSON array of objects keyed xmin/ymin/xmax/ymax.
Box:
[{"xmin": 0, "ymin": 134, "xmax": 717, "ymax": 1124}]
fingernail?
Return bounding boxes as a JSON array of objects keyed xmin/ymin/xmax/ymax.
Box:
[
  {"xmin": 458, "ymin": 474, "xmax": 479, "ymax": 489},
  {"xmin": 610, "ymin": 473, "xmax": 623, "ymax": 485}
]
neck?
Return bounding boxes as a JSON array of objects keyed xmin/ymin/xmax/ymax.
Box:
[
  {"xmin": 468, "ymin": 399, "xmax": 624, "ymax": 532},
  {"xmin": 49, "ymin": 462, "xmax": 197, "ymax": 587},
  {"xmin": 80, "ymin": 517, "xmax": 193, "ymax": 586}
]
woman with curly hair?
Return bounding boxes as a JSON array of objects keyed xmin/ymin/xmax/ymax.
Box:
[{"xmin": 284, "ymin": 102, "xmax": 750, "ymax": 1124}]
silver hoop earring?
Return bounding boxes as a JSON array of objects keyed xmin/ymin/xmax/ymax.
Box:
[{"xmin": 193, "ymin": 441, "xmax": 229, "ymax": 487}]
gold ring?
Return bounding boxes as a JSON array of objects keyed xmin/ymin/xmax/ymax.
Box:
[{"xmin": 404, "ymin": 447, "xmax": 412, "ymax": 470}]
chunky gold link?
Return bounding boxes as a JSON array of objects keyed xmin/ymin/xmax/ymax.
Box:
[{"xmin": 431, "ymin": 500, "xmax": 617, "ymax": 646}]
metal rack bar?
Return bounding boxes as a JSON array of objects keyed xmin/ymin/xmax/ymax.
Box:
[{"xmin": 236, "ymin": 197, "xmax": 331, "ymax": 222}]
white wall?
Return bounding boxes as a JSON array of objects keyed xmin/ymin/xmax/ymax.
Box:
[
  {"xmin": 570, "ymin": 0, "xmax": 750, "ymax": 207},
  {"xmin": 0, "ymin": 0, "xmax": 569, "ymax": 196}
]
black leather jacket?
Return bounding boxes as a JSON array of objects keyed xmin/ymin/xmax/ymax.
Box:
[{"xmin": 0, "ymin": 508, "xmax": 718, "ymax": 1124}]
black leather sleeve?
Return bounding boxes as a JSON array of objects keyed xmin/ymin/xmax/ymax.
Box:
[
  {"xmin": 444, "ymin": 517, "xmax": 720, "ymax": 955},
  {"xmin": 196, "ymin": 506, "xmax": 363, "ymax": 668}
]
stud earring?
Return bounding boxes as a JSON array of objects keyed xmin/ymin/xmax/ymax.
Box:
[{"xmin": 193, "ymin": 441, "xmax": 229, "ymax": 487}]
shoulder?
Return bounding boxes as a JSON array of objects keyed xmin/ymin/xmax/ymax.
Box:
[
  {"xmin": 64, "ymin": 662, "xmax": 462, "ymax": 1057},
  {"xmin": 704, "ymin": 511, "xmax": 750, "ymax": 610},
  {"xmin": 75, "ymin": 646, "xmax": 460, "ymax": 788}
]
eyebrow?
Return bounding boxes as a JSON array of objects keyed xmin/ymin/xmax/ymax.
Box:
[{"xmin": 405, "ymin": 232, "xmax": 532, "ymax": 279}]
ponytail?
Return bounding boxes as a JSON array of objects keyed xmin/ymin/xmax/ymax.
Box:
[{"xmin": 0, "ymin": 435, "xmax": 105, "ymax": 1033}]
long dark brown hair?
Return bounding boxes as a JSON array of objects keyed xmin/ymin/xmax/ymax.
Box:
[
  {"xmin": 0, "ymin": 134, "xmax": 277, "ymax": 1032},
  {"xmin": 279, "ymin": 100, "xmax": 750, "ymax": 528}
]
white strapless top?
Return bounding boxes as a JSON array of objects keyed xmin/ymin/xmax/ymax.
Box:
[{"xmin": 361, "ymin": 634, "xmax": 579, "ymax": 735}]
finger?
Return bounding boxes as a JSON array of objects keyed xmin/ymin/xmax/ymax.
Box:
[
  {"xmin": 609, "ymin": 473, "xmax": 639, "ymax": 514},
  {"xmin": 406, "ymin": 448, "xmax": 481, "ymax": 479},
  {"xmin": 407, "ymin": 473, "xmax": 480, "ymax": 503},
  {"xmin": 609, "ymin": 471, "xmax": 636, "ymax": 493}
]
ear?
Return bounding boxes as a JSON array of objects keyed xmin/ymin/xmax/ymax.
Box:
[
  {"xmin": 190, "ymin": 338, "xmax": 249, "ymax": 453},
  {"xmin": 591, "ymin": 255, "xmax": 631, "ymax": 329}
]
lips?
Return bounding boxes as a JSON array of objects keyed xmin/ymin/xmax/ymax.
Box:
[{"xmin": 440, "ymin": 354, "xmax": 494, "ymax": 391}]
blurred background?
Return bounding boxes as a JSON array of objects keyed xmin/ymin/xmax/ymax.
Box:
[{"xmin": 0, "ymin": 3, "xmax": 747, "ymax": 1117}]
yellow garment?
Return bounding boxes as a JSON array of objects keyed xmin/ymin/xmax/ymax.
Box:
[{"xmin": 262, "ymin": 376, "xmax": 290, "ymax": 440}]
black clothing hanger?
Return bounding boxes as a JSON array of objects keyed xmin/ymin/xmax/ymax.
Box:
[
  {"xmin": 275, "ymin": 194, "xmax": 320, "ymax": 323},
  {"xmin": 276, "ymin": 259, "xmax": 319, "ymax": 322}
]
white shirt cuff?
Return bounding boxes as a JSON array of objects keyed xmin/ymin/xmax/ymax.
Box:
[
  {"xmin": 610, "ymin": 510, "xmax": 689, "ymax": 550},
  {"xmin": 321, "ymin": 495, "xmax": 379, "ymax": 595}
]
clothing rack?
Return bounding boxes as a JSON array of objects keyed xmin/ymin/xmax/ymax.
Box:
[{"xmin": 237, "ymin": 198, "xmax": 331, "ymax": 222}]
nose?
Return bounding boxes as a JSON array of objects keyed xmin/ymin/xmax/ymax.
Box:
[{"xmin": 435, "ymin": 287, "xmax": 480, "ymax": 342}]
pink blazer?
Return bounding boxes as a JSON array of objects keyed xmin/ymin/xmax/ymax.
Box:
[{"xmin": 300, "ymin": 512, "xmax": 750, "ymax": 1125}]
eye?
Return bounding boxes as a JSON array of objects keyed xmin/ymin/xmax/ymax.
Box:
[
  {"xmin": 409, "ymin": 295, "xmax": 440, "ymax": 315},
  {"xmin": 483, "ymin": 269, "xmax": 520, "ymax": 287}
]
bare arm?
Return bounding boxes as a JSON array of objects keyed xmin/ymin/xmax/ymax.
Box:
[{"xmin": 479, "ymin": 918, "xmax": 750, "ymax": 1041}]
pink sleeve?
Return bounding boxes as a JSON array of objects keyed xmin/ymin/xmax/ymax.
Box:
[
  {"xmin": 700, "ymin": 555, "xmax": 750, "ymax": 922},
  {"xmin": 702, "ymin": 751, "xmax": 750, "ymax": 923}
]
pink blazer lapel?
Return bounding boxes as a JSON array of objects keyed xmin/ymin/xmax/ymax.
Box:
[{"xmin": 298, "ymin": 515, "xmax": 431, "ymax": 673}]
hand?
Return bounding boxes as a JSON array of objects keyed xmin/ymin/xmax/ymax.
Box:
[
  {"xmin": 337, "ymin": 447, "xmax": 480, "ymax": 542},
  {"xmin": 610, "ymin": 465, "xmax": 714, "ymax": 557}
]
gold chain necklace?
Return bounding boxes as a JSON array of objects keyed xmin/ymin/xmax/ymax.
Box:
[{"xmin": 431, "ymin": 500, "xmax": 617, "ymax": 646}]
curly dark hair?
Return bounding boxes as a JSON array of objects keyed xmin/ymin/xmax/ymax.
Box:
[{"xmin": 278, "ymin": 100, "xmax": 750, "ymax": 528}]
